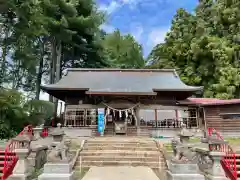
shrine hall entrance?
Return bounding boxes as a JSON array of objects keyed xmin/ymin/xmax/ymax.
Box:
[{"xmin": 105, "ymin": 108, "xmax": 137, "ymax": 127}]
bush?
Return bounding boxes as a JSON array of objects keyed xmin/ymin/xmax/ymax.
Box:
[{"xmin": 0, "ymin": 88, "xmax": 54, "ymax": 139}]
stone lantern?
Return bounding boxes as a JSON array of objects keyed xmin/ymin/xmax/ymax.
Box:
[
  {"xmin": 9, "ymin": 135, "xmax": 32, "ymax": 180},
  {"xmin": 33, "ymin": 126, "xmax": 44, "ymax": 140},
  {"xmin": 50, "ymin": 123, "xmax": 65, "ymax": 147},
  {"xmin": 207, "ymin": 151, "xmax": 227, "ymax": 179},
  {"xmin": 178, "ymin": 124, "xmax": 194, "ymax": 144},
  {"xmin": 200, "ymin": 135, "xmax": 228, "ymax": 180},
  {"xmin": 206, "ymin": 138, "xmax": 228, "ymax": 180}
]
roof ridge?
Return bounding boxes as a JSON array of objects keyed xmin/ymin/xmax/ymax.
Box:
[{"xmin": 67, "ymin": 68, "xmax": 176, "ymax": 73}]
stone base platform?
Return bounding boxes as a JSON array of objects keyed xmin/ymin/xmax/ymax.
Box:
[
  {"xmin": 81, "ymin": 166, "xmax": 159, "ymax": 180},
  {"xmin": 167, "ymin": 171, "xmax": 205, "ymax": 180},
  {"xmin": 166, "ymin": 161, "xmax": 205, "ymax": 180},
  {"xmin": 38, "ymin": 172, "xmax": 74, "ymax": 180},
  {"xmin": 7, "ymin": 174, "xmax": 31, "ymax": 180},
  {"xmin": 38, "ymin": 163, "xmax": 74, "ymax": 180},
  {"xmin": 205, "ymin": 174, "xmax": 228, "ymax": 180}
]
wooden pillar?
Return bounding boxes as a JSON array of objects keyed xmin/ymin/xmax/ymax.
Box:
[
  {"xmin": 155, "ymin": 109, "xmax": 158, "ymax": 121},
  {"xmin": 64, "ymin": 104, "xmax": 68, "ymax": 127},
  {"xmin": 135, "ymin": 107, "xmax": 140, "ymax": 127},
  {"xmin": 175, "ymin": 109, "xmax": 179, "ymax": 120}
]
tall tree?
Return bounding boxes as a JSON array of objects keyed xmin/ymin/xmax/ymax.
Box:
[
  {"xmin": 149, "ymin": 1, "xmax": 240, "ymax": 99},
  {"xmin": 102, "ymin": 29, "xmax": 145, "ymax": 68}
]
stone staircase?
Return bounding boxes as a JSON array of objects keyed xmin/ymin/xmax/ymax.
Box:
[
  {"xmin": 104, "ymin": 124, "xmax": 115, "ymax": 136},
  {"xmin": 104, "ymin": 125, "xmax": 151, "ymax": 137},
  {"xmin": 75, "ymin": 137, "xmax": 166, "ymax": 170}
]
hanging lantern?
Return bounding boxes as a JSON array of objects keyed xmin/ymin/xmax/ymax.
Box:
[{"xmin": 119, "ymin": 110, "xmax": 122, "ymax": 118}]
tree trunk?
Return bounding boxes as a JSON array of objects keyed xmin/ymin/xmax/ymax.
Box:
[
  {"xmin": 35, "ymin": 39, "xmax": 45, "ymax": 100},
  {"xmin": 54, "ymin": 40, "xmax": 62, "ymax": 116},
  {"xmin": 49, "ymin": 37, "xmax": 57, "ymax": 102},
  {"xmin": 0, "ymin": 26, "xmax": 9, "ymax": 85}
]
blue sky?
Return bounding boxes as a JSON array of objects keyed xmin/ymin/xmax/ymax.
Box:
[
  {"xmin": 40, "ymin": 0, "xmax": 199, "ymax": 101},
  {"xmin": 97, "ymin": 0, "xmax": 198, "ymax": 56}
]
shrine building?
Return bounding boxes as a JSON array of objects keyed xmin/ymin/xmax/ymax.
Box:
[{"xmin": 41, "ymin": 68, "xmax": 204, "ymax": 136}]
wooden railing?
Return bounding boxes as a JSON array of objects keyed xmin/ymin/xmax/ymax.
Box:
[
  {"xmin": 1, "ymin": 125, "xmax": 33, "ymax": 180},
  {"xmin": 208, "ymin": 127, "xmax": 237, "ymax": 180}
]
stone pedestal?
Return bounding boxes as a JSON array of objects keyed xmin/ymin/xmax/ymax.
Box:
[
  {"xmin": 33, "ymin": 127, "xmax": 43, "ymax": 140},
  {"xmin": 38, "ymin": 163, "xmax": 74, "ymax": 180},
  {"xmin": 28, "ymin": 145, "xmax": 48, "ymax": 169},
  {"xmin": 205, "ymin": 152, "xmax": 227, "ymax": 180},
  {"xmin": 8, "ymin": 148, "xmax": 31, "ymax": 180},
  {"xmin": 166, "ymin": 161, "xmax": 205, "ymax": 180}
]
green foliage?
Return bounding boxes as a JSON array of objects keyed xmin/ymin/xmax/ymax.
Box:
[
  {"xmin": 149, "ymin": 1, "xmax": 240, "ymax": 99},
  {"xmin": 102, "ymin": 29, "xmax": 145, "ymax": 68},
  {"xmin": 24, "ymin": 99, "xmax": 54, "ymax": 126},
  {"xmin": 0, "ymin": 88, "xmax": 55, "ymax": 139},
  {"xmin": 0, "ymin": 0, "xmax": 145, "ymax": 136}
]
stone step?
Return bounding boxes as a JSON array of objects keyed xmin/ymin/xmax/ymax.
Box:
[
  {"xmin": 87, "ymin": 139, "xmax": 154, "ymax": 144},
  {"xmin": 83, "ymin": 146, "xmax": 158, "ymax": 151},
  {"xmin": 76, "ymin": 160, "xmax": 163, "ymax": 167},
  {"xmin": 85, "ymin": 142, "xmax": 156, "ymax": 147},
  {"xmin": 78, "ymin": 155, "xmax": 164, "ymax": 162},
  {"xmin": 86, "ymin": 141, "xmax": 155, "ymax": 145},
  {"xmin": 80, "ymin": 150, "xmax": 161, "ymax": 157}
]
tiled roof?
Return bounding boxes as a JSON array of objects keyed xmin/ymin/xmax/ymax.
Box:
[
  {"xmin": 41, "ymin": 68, "xmax": 203, "ymax": 94},
  {"xmin": 180, "ymin": 98, "xmax": 240, "ymax": 106}
]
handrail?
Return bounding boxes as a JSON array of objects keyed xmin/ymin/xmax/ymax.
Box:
[
  {"xmin": 1, "ymin": 125, "xmax": 33, "ymax": 180},
  {"xmin": 208, "ymin": 127, "xmax": 237, "ymax": 180}
]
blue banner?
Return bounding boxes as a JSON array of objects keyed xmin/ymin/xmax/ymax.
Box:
[{"xmin": 98, "ymin": 108, "xmax": 105, "ymax": 133}]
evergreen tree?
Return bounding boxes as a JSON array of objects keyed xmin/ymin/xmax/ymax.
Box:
[{"xmin": 149, "ymin": 1, "xmax": 240, "ymax": 99}]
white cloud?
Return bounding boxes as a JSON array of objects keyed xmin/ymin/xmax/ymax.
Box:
[
  {"xmin": 99, "ymin": 1, "xmax": 121, "ymax": 14},
  {"xmin": 121, "ymin": 0, "xmax": 138, "ymax": 9},
  {"xmin": 98, "ymin": 0, "xmax": 140, "ymax": 14},
  {"xmin": 131, "ymin": 25, "xmax": 143, "ymax": 42},
  {"xmin": 100, "ymin": 24, "xmax": 115, "ymax": 33},
  {"xmin": 148, "ymin": 27, "xmax": 170, "ymax": 46}
]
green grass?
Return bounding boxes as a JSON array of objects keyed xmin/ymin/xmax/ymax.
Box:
[
  {"xmin": 163, "ymin": 137, "xmax": 240, "ymax": 152},
  {"xmin": 30, "ymin": 168, "xmax": 43, "ymax": 180},
  {"xmin": 164, "ymin": 137, "xmax": 201, "ymax": 152},
  {"xmin": 69, "ymin": 139, "xmax": 82, "ymax": 150},
  {"xmin": 225, "ymin": 138, "xmax": 240, "ymax": 144}
]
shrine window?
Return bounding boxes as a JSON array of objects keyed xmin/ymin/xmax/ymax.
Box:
[
  {"xmin": 187, "ymin": 108, "xmax": 198, "ymax": 127},
  {"xmin": 64, "ymin": 106, "xmax": 97, "ymax": 126},
  {"xmin": 220, "ymin": 113, "xmax": 240, "ymax": 119}
]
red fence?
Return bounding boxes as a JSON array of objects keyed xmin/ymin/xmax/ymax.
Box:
[
  {"xmin": 41, "ymin": 127, "xmax": 49, "ymax": 137},
  {"xmin": 1, "ymin": 125, "xmax": 33, "ymax": 180},
  {"xmin": 208, "ymin": 127, "xmax": 237, "ymax": 180}
]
